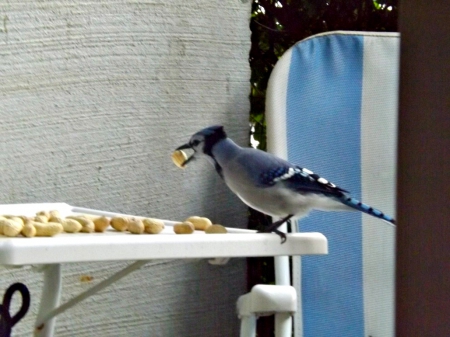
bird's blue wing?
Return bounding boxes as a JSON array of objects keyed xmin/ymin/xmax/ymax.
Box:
[
  {"xmin": 237, "ymin": 148, "xmax": 347, "ymax": 196},
  {"xmin": 261, "ymin": 165, "xmax": 348, "ymax": 196}
]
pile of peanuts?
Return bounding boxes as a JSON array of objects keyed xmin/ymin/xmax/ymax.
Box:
[
  {"xmin": 174, "ymin": 216, "xmax": 227, "ymax": 235},
  {"xmin": 0, "ymin": 210, "xmax": 167, "ymax": 238},
  {"xmin": 0, "ymin": 210, "xmax": 227, "ymax": 238}
]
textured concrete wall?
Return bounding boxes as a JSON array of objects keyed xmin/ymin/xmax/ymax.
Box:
[{"xmin": 0, "ymin": 0, "xmax": 251, "ymax": 335}]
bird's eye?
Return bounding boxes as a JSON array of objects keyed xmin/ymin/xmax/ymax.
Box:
[{"xmin": 191, "ymin": 140, "xmax": 200, "ymax": 147}]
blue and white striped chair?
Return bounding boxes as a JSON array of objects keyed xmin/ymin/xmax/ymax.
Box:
[{"xmin": 266, "ymin": 31, "xmax": 399, "ymax": 337}]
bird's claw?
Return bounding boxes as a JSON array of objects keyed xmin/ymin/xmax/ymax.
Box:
[
  {"xmin": 257, "ymin": 227, "xmax": 287, "ymax": 244},
  {"xmin": 257, "ymin": 214, "xmax": 293, "ymax": 244},
  {"xmin": 273, "ymin": 229, "xmax": 287, "ymax": 244}
]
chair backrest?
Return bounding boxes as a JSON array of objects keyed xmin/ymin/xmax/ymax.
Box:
[{"xmin": 266, "ymin": 31, "xmax": 399, "ymax": 337}]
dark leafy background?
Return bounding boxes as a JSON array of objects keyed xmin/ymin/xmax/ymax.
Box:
[{"xmin": 247, "ymin": 1, "xmax": 397, "ymax": 335}]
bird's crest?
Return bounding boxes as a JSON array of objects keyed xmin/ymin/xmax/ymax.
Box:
[
  {"xmin": 196, "ymin": 125, "xmax": 226, "ymax": 138},
  {"xmin": 196, "ymin": 125, "xmax": 227, "ymax": 156}
]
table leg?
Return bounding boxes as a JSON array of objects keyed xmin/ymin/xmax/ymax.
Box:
[
  {"xmin": 34, "ymin": 264, "xmax": 62, "ymax": 337},
  {"xmin": 275, "ymin": 312, "xmax": 292, "ymax": 337},
  {"xmin": 239, "ymin": 315, "xmax": 256, "ymax": 337},
  {"xmin": 274, "ymin": 222, "xmax": 292, "ymax": 337}
]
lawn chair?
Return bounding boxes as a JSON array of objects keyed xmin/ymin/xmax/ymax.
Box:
[{"xmin": 238, "ymin": 30, "xmax": 399, "ymax": 337}]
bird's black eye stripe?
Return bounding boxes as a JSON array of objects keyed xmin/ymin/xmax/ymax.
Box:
[{"xmin": 191, "ymin": 140, "xmax": 201, "ymax": 146}]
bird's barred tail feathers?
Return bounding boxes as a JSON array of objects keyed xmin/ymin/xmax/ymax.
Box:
[{"xmin": 338, "ymin": 195, "xmax": 396, "ymax": 226}]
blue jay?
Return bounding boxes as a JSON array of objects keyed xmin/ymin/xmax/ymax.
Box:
[{"xmin": 176, "ymin": 125, "xmax": 395, "ymax": 242}]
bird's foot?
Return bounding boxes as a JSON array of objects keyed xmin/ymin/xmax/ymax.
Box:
[
  {"xmin": 273, "ymin": 229, "xmax": 287, "ymax": 244},
  {"xmin": 257, "ymin": 214, "xmax": 293, "ymax": 244},
  {"xmin": 257, "ymin": 227, "xmax": 287, "ymax": 244}
]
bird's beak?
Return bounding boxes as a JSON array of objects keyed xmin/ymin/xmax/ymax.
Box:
[
  {"xmin": 176, "ymin": 143, "xmax": 191, "ymax": 151},
  {"xmin": 175, "ymin": 143, "xmax": 195, "ymax": 167}
]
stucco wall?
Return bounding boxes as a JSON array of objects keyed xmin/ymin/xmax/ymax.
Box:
[{"xmin": 0, "ymin": 0, "xmax": 251, "ymax": 335}]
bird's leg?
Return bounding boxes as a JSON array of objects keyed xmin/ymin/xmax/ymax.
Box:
[
  {"xmin": 265, "ymin": 214, "xmax": 294, "ymax": 232},
  {"xmin": 258, "ymin": 214, "xmax": 294, "ymax": 244}
]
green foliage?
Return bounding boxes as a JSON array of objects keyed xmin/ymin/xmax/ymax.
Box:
[{"xmin": 249, "ymin": 0, "xmax": 398, "ymax": 150}]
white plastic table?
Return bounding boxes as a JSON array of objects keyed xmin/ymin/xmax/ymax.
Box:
[{"xmin": 0, "ymin": 203, "xmax": 328, "ymax": 336}]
